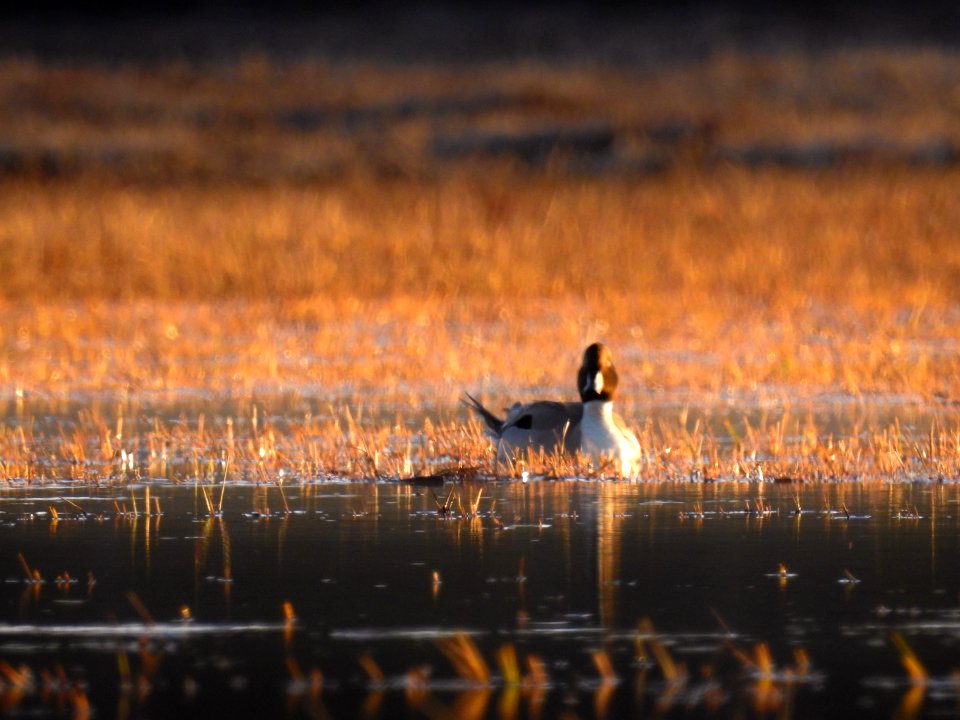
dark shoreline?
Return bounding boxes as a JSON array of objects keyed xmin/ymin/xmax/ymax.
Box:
[{"xmin": 2, "ymin": 2, "xmax": 959, "ymax": 66}]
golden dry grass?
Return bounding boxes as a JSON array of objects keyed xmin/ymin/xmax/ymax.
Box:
[
  {"xmin": 2, "ymin": 167, "xmax": 960, "ymax": 306},
  {"xmin": 2, "ymin": 385, "xmax": 960, "ymax": 485},
  {"xmin": 1, "ymin": 49, "xmax": 960, "ymax": 483},
  {"xmin": 2, "ymin": 168, "xmax": 960, "ymax": 404},
  {"xmin": 3, "ymin": 47, "xmax": 960, "ymax": 309},
  {"xmin": 2, "ymin": 168, "xmax": 960, "ymax": 483}
]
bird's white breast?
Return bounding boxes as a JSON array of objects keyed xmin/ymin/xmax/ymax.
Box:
[{"xmin": 581, "ymin": 401, "xmax": 639, "ymax": 477}]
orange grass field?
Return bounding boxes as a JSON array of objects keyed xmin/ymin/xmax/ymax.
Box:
[
  {"xmin": 2, "ymin": 169, "xmax": 960, "ymax": 400},
  {"xmin": 1, "ymin": 47, "xmax": 960, "ymax": 482}
]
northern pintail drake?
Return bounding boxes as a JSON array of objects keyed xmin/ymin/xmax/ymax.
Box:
[
  {"xmin": 465, "ymin": 343, "xmax": 640, "ymax": 476},
  {"xmin": 577, "ymin": 343, "xmax": 641, "ymax": 477}
]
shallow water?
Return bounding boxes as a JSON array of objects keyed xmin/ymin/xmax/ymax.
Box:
[{"xmin": 1, "ymin": 480, "xmax": 959, "ymax": 718}]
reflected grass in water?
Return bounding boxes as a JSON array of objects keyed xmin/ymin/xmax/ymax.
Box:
[{"xmin": 1, "ymin": 482, "xmax": 960, "ymax": 717}]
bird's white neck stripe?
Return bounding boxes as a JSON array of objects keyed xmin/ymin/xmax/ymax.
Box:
[{"xmin": 583, "ymin": 400, "xmax": 614, "ymax": 422}]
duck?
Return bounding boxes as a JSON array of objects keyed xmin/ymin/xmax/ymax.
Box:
[
  {"xmin": 576, "ymin": 343, "xmax": 641, "ymax": 477},
  {"xmin": 464, "ymin": 343, "xmax": 641, "ymax": 476}
]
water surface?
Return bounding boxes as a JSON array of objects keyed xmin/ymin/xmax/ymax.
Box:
[{"xmin": 0, "ymin": 480, "xmax": 958, "ymax": 718}]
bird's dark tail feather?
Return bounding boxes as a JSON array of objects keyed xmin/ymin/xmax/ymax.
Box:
[{"xmin": 461, "ymin": 392, "xmax": 504, "ymax": 434}]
